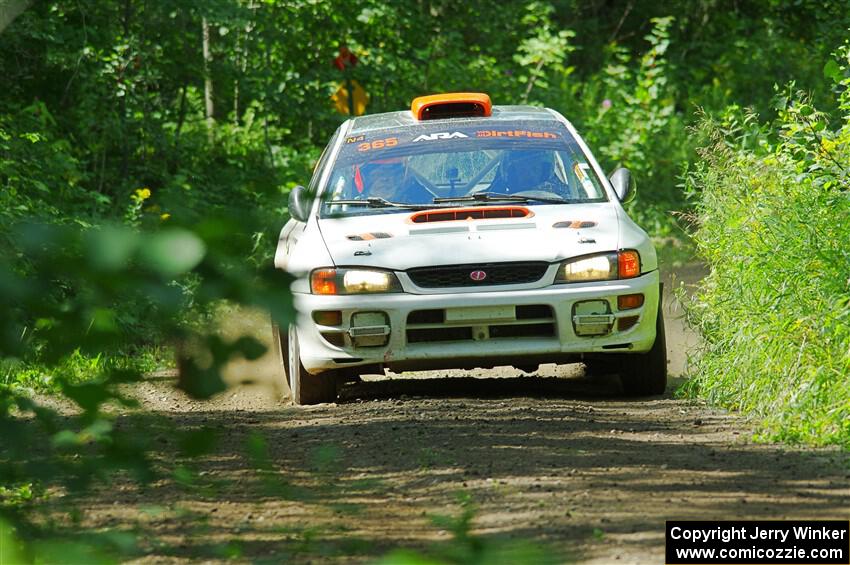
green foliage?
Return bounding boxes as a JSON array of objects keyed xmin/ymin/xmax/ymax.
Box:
[
  {"xmin": 682, "ymin": 47, "xmax": 850, "ymax": 446},
  {"xmin": 2, "ymin": 0, "xmax": 845, "ymax": 240},
  {"xmin": 594, "ymin": 17, "xmax": 678, "ymax": 174},
  {"xmin": 514, "ymin": 2, "xmax": 576, "ymax": 104},
  {"xmin": 0, "ymin": 214, "xmax": 295, "ymax": 558},
  {"xmin": 566, "ymin": 17, "xmax": 693, "ymax": 234},
  {"xmin": 2, "ymin": 347, "xmax": 163, "ymax": 390},
  {"xmin": 0, "ymin": 103, "xmax": 103, "ymax": 223}
]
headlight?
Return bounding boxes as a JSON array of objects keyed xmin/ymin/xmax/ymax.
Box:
[
  {"xmin": 311, "ymin": 268, "xmax": 402, "ymax": 295},
  {"xmin": 561, "ymin": 254, "xmax": 614, "ymax": 282},
  {"xmin": 555, "ymin": 250, "xmax": 641, "ymax": 283}
]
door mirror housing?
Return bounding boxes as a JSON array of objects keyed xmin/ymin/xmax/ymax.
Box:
[
  {"xmin": 288, "ymin": 185, "xmax": 311, "ymax": 222},
  {"xmin": 609, "ymin": 168, "xmax": 636, "ymax": 203}
]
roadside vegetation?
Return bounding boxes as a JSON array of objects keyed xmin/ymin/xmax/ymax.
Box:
[
  {"xmin": 682, "ymin": 49, "xmax": 850, "ymax": 447},
  {"xmin": 1, "ymin": 0, "xmax": 849, "ymax": 561}
]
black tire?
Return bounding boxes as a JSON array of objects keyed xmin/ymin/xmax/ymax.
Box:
[
  {"xmin": 582, "ymin": 357, "xmax": 617, "ymax": 377},
  {"xmin": 272, "ymin": 323, "xmax": 339, "ymax": 405},
  {"xmin": 619, "ymin": 301, "xmax": 668, "ymax": 396}
]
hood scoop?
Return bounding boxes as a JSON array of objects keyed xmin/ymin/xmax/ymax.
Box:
[{"xmin": 409, "ymin": 206, "xmax": 532, "ymax": 224}]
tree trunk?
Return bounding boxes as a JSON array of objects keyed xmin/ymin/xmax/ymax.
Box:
[
  {"xmin": 234, "ymin": 1, "xmax": 257, "ymax": 126},
  {"xmin": 202, "ymin": 16, "xmax": 214, "ymax": 144},
  {"xmin": 0, "ymin": 0, "xmax": 32, "ymax": 34},
  {"xmin": 172, "ymin": 81, "xmax": 189, "ymax": 171},
  {"xmin": 119, "ymin": 0, "xmax": 132, "ymax": 183},
  {"xmin": 233, "ymin": 27, "xmax": 243, "ymax": 126}
]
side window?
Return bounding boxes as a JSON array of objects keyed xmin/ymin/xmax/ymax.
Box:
[
  {"xmin": 308, "ymin": 147, "xmax": 329, "ymax": 193},
  {"xmin": 308, "ymin": 128, "xmax": 342, "ymax": 193}
]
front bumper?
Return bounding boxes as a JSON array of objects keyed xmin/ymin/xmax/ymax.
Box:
[{"xmin": 293, "ymin": 270, "xmax": 660, "ymax": 374}]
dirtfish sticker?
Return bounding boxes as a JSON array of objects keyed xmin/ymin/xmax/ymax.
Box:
[{"xmin": 476, "ymin": 130, "xmax": 558, "ymax": 138}]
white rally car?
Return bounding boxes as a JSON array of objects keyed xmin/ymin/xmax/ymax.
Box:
[{"xmin": 274, "ymin": 93, "xmax": 666, "ymax": 404}]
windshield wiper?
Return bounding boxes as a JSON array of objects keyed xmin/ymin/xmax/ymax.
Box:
[
  {"xmin": 326, "ymin": 197, "xmax": 434, "ymax": 210},
  {"xmin": 433, "ymin": 191, "xmax": 567, "ymax": 204}
]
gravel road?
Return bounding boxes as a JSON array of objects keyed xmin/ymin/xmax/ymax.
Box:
[{"xmin": 61, "ymin": 266, "xmax": 849, "ymax": 563}]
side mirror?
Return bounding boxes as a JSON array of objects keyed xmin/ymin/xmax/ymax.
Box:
[
  {"xmin": 288, "ymin": 185, "xmax": 311, "ymax": 222},
  {"xmin": 609, "ymin": 167, "xmax": 636, "ymax": 203}
]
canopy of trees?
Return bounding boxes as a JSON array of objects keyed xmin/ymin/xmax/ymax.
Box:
[{"xmin": 1, "ymin": 0, "xmax": 847, "ymax": 230}]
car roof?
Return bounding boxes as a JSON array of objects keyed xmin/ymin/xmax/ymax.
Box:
[{"xmin": 347, "ymin": 105, "xmax": 559, "ymax": 135}]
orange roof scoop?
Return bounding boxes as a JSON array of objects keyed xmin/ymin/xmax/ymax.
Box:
[{"xmin": 411, "ymin": 92, "xmax": 492, "ymax": 120}]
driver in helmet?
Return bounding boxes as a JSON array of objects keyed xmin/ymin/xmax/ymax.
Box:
[
  {"xmin": 490, "ymin": 150, "xmax": 569, "ymax": 196},
  {"xmin": 356, "ymin": 158, "xmax": 432, "ymax": 203}
]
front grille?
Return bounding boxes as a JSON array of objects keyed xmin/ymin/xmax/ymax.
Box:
[
  {"xmin": 407, "ymin": 262, "xmax": 549, "ymax": 288},
  {"xmin": 408, "ymin": 309, "xmax": 444, "ymax": 324},
  {"xmin": 489, "ymin": 322, "xmax": 555, "ymax": 339},
  {"xmin": 408, "ymin": 327, "xmax": 472, "ymax": 343},
  {"xmin": 406, "ymin": 305, "xmax": 556, "ymax": 344}
]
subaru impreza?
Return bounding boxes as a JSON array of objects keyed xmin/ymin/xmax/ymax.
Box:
[{"xmin": 273, "ymin": 93, "xmax": 665, "ymax": 404}]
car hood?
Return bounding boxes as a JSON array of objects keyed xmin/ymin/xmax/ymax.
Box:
[{"xmin": 318, "ymin": 204, "xmax": 621, "ymax": 270}]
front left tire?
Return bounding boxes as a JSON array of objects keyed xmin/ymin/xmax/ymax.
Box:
[
  {"xmin": 618, "ymin": 300, "xmax": 667, "ymax": 396},
  {"xmin": 272, "ymin": 323, "xmax": 339, "ymax": 405}
]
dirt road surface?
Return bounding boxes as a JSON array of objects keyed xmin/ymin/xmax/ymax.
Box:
[{"xmin": 56, "ymin": 266, "xmax": 849, "ymax": 563}]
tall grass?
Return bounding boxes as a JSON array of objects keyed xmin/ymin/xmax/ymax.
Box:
[{"xmin": 682, "ymin": 77, "xmax": 850, "ymax": 446}]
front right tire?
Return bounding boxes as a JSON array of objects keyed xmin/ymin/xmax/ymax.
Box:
[
  {"xmin": 618, "ymin": 302, "xmax": 668, "ymax": 396},
  {"xmin": 272, "ymin": 323, "xmax": 339, "ymax": 405}
]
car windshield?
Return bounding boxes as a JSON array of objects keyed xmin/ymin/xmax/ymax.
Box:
[{"xmin": 320, "ymin": 120, "xmax": 608, "ymax": 217}]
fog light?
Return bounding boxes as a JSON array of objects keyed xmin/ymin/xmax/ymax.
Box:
[
  {"xmin": 617, "ymin": 315, "xmax": 640, "ymax": 331},
  {"xmin": 313, "ymin": 310, "xmax": 343, "ymax": 326},
  {"xmin": 350, "ymin": 311, "xmax": 390, "ymax": 347},
  {"xmin": 617, "ymin": 294, "xmax": 644, "ymax": 310},
  {"xmin": 572, "ymin": 300, "xmax": 614, "ymax": 336}
]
